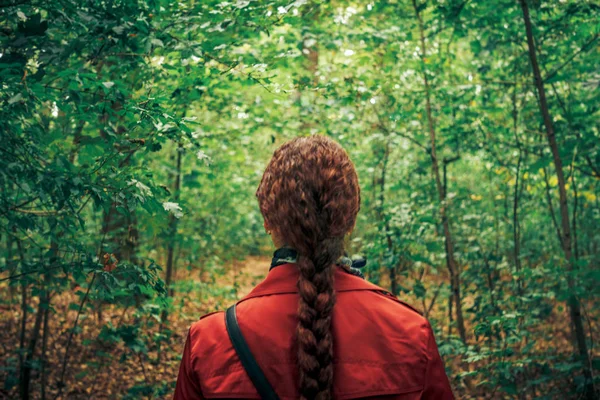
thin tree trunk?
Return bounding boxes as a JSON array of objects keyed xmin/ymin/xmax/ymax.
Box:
[
  {"xmin": 16, "ymin": 235, "xmax": 28, "ymax": 395},
  {"xmin": 512, "ymin": 80, "xmax": 524, "ymax": 298},
  {"xmin": 483, "ymin": 257, "xmax": 497, "ymax": 311},
  {"xmin": 55, "ymin": 272, "xmax": 96, "ymax": 400},
  {"xmin": 68, "ymin": 121, "xmax": 85, "ymax": 164},
  {"xmin": 164, "ymin": 142, "xmax": 183, "ymax": 299},
  {"xmin": 7, "ymin": 235, "xmax": 16, "ymax": 305},
  {"xmin": 412, "ymin": 0, "xmax": 467, "ymax": 343},
  {"xmin": 157, "ymin": 142, "xmax": 183, "ymax": 362},
  {"xmin": 519, "ymin": 1, "xmax": 594, "ymax": 397},
  {"xmin": 302, "ymin": 3, "xmax": 319, "ymax": 87},
  {"xmin": 294, "ymin": 2, "xmax": 320, "ymax": 134},
  {"xmin": 40, "ymin": 293, "xmax": 50, "ymax": 400},
  {"xmin": 159, "ymin": 141, "xmax": 184, "ymax": 356},
  {"xmin": 541, "ymin": 165, "xmax": 562, "ymax": 241},
  {"xmin": 21, "ymin": 290, "xmax": 45, "ymax": 400},
  {"xmin": 377, "ymin": 139, "xmax": 397, "ymax": 294},
  {"xmin": 40, "ymin": 241, "xmax": 56, "ymax": 400},
  {"xmin": 20, "ymin": 242, "xmax": 52, "ymax": 399},
  {"xmin": 572, "ymin": 172, "xmax": 579, "ymax": 261},
  {"xmin": 447, "ymin": 292, "xmax": 453, "ymax": 337}
]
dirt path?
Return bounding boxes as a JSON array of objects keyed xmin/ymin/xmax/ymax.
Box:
[{"xmin": 218, "ymin": 255, "xmax": 271, "ymax": 299}]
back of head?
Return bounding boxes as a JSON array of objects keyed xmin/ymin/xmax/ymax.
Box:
[{"xmin": 256, "ymin": 135, "xmax": 361, "ymax": 400}]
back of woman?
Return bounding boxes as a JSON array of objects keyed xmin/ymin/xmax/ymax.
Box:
[{"xmin": 174, "ymin": 136, "xmax": 453, "ymax": 400}]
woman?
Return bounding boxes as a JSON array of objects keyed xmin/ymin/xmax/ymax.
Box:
[{"xmin": 174, "ymin": 136, "xmax": 453, "ymax": 400}]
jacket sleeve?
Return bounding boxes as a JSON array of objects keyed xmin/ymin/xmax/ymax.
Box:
[
  {"xmin": 173, "ymin": 329, "xmax": 204, "ymax": 400},
  {"xmin": 422, "ymin": 323, "xmax": 454, "ymax": 399}
]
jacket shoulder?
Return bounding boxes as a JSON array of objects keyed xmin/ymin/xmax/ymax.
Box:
[
  {"xmin": 338, "ymin": 271, "xmax": 424, "ymax": 317},
  {"xmin": 189, "ymin": 310, "xmax": 224, "ymax": 336},
  {"xmin": 376, "ymin": 290, "xmax": 424, "ymax": 316},
  {"xmin": 199, "ymin": 310, "xmax": 222, "ymax": 321}
]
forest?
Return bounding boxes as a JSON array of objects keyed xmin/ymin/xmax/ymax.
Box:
[{"xmin": 1, "ymin": 0, "xmax": 599, "ymax": 398}]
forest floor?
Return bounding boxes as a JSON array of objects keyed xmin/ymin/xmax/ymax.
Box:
[
  {"xmin": 0, "ymin": 256, "xmax": 269, "ymax": 400},
  {"xmin": 0, "ymin": 256, "xmax": 591, "ymax": 399}
]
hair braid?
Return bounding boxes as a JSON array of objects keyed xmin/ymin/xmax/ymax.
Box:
[
  {"xmin": 256, "ymin": 136, "xmax": 360, "ymax": 400},
  {"xmin": 296, "ymin": 238, "xmax": 341, "ymax": 400}
]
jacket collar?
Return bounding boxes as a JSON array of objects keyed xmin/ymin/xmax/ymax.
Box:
[
  {"xmin": 239, "ymin": 262, "xmax": 389, "ymax": 303},
  {"xmin": 270, "ymin": 247, "xmax": 366, "ymax": 278}
]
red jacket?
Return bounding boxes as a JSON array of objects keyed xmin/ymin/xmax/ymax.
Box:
[{"xmin": 174, "ymin": 263, "xmax": 454, "ymax": 399}]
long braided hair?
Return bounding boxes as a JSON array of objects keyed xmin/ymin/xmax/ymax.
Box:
[{"xmin": 256, "ymin": 135, "xmax": 361, "ymax": 400}]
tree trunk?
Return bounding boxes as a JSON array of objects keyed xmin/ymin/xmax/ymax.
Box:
[
  {"xmin": 376, "ymin": 139, "xmax": 398, "ymax": 294},
  {"xmin": 21, "ymin": 290, "xmax": 45, "ymax": 400},
  {"xmin": 21, "ymin": 241, "xmax": 54, "ymax": 400},
  {"xmin": 7, "ymin": 235, "xmax": 16, "ymax": 305},
  {"xmin": 447, "ymin": 292, "xmax": 453, "ymax": 337},
  {"xmin": 412, "ymin": 0, "xmax": 467, "ymax": 343},
  {"xmin": 519, "ymin": 1, "xmax": 594, "ymax": 397},
  {"xmin": 16, "ymin": 235, "xmax": 28, "ymax": 395},
  {"xmin": 40, "ymin": 241, "xmax": 56, "ymax": 400},
  {"xmin": 296, "ymin": 1, "xmax": 320, "ymax": 132},
  {"xmin": 164, "ymin": 142, "xmax": 183, "ymax": 299},
  {"xmin": 157, "ymin": 142, "xmax": 183, "ymax": 362},
  {"xmin": 40, "ymin": 293, "xmax": 50, "ymax": 400},
  {"xmin": 512, "ymin": 80, "xmax": 524, "ymax": 298}
]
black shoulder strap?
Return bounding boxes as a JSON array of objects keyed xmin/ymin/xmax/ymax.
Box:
[{"xmin": 225, "ymin": 304, "xmax": 280, "ymax": 400}]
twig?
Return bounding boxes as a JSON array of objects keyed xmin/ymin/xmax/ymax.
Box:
[
  {"xmin": 425, "ymin": 283, "xmax": 443, "ymax": 318},
  {"xmin": 373, "ymin": 104, "xmax": 428, "ymax": 152},
  {"xmin": 0, "ymin": 264, "xmax": 64, "ymax": 283},
  {"xmin": 54, "ymin": 271, "xmax": 97, "ymax": 400},
  {"xmin": 12, "ymin": 208, "xmax": 58, "ymax": 216},
  {"xmin": 541, "ymin": 165, "xmax": 563, "ymax": 248},
  {"xmin": 544, "ymin": 34, "xmax": 599, "ymax": 83}
]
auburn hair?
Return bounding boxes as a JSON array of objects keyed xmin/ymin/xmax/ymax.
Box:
[{"xmin": 256, "ymin": 135, "xmax": 361, "ymax": 400}]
